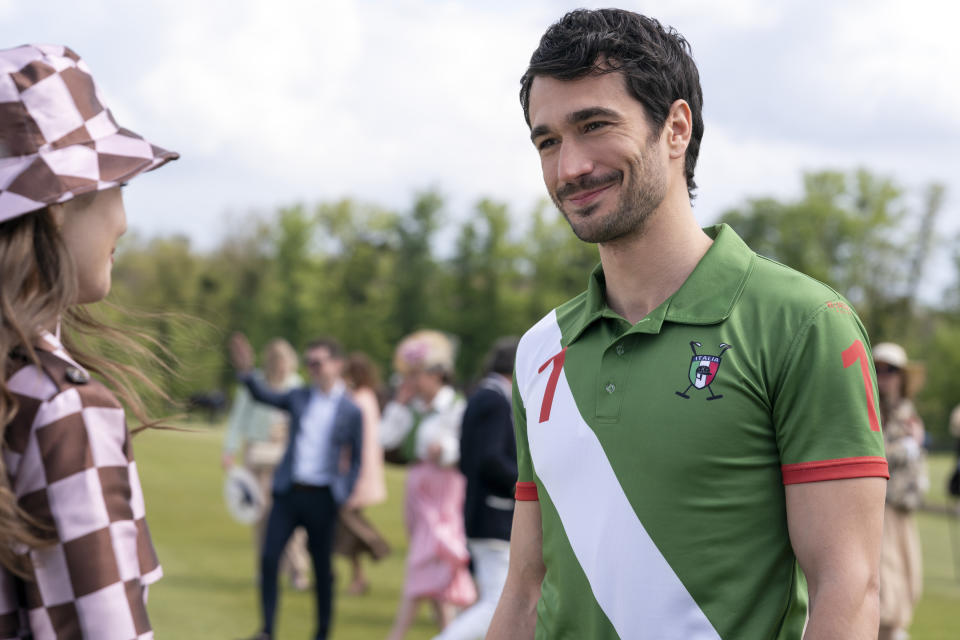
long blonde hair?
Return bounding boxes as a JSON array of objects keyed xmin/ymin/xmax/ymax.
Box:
[
  {"xmin": 0, "ymin": 208, "xmax": 172, "ymax": 575},
  {"xmin": 263, "ymin": 338, "xmax": 298, "ymax": 389}
]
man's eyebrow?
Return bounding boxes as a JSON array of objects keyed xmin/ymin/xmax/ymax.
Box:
[
  {"xmin": 568, "ymin": 106, "xmax": 621, "ymax": 124},
  {"xmin": 530, "ymin": 124, "xmax": 551, "ymax": 142},
  {"xmin": 530, "ymin": 106, "xmax": 623, "ymax": 142}
]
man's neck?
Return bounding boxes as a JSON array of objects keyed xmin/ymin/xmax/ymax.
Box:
[
  {"xmin": 596, "ymin": 195, "xmax": 712, "ymax": 324},
  {"xmin": 313, "ymin": 378, "xmax": 340, "ymax": 395}
]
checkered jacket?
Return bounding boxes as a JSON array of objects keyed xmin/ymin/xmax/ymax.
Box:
[{"xmin": 0, "ymin": 333, "xmax": 160, "ymax": 639}]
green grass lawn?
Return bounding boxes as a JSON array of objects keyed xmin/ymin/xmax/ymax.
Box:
[
  {"xmin": 137, "ymin": 423, "xmax": 960, "ymax": 639},
  {"xmin": 137, "ymin": 424, "xmax": 438, "ymax": 640}
]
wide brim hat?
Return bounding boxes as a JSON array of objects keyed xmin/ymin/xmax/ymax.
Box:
[
  {"xmin": 393, "ymin": 329, "xmax": 456, "ymax": 376},
  {"xmin": 223, "ymin": 466, "xmax": 266, "ymax": 525},
  {"xmin": 0, "ymin": 44, "xmax": 178, "ymax": 223},
  {"xmin": 873, "ymin": 341, "xmax": 925, "ymax": 398}
]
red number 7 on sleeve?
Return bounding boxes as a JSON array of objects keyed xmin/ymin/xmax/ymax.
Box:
[
  {"xmin": 841, "ymin": 339, "xmax": 881, "ymax": 432},
  {"xmin": 538, "ymin": 348, "xmax": 568, "ymax": 423}
]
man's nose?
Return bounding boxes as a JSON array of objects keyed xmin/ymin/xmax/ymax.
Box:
[{"xmin": 556, "ymin": 139, "xmax": 594, "ymax": 184}]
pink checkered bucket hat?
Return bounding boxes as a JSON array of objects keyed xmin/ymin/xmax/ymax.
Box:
[{"xmin": 0, "ymin": 44, "xmax": 178, "ymax": 223}]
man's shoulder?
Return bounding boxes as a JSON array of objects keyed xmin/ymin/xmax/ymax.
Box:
[
  {"xmin": 467, "ymin": 384, "xmax": 511, "ymax": 412},
  {"xmin": 741, "ymin": 253, "xmax": 857, "ymax": 317}
]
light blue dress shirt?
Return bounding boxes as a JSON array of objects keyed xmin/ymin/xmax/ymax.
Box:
[{"xmin": 292, "ymin": 381, "xmax": 345, "ymax": 486}]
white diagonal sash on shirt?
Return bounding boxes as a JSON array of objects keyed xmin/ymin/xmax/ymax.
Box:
[{"xmin": 519, "ymin": 311, "xmax": 720, "ymax": 640}]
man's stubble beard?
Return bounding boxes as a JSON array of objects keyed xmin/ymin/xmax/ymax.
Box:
[{"xmin": 553, "ymin": 144, "xmax": 668, "ymax": 244}]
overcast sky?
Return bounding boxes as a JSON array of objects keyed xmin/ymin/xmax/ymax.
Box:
[{"xmin": 3, "ymin": 0, "xmax": 959, "ymax": 289}]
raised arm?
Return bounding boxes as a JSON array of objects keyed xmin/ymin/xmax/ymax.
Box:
[
  {"xmin": 786, "ymin": 477, "xmax": 886, "ymax": 640},
  {"xmin": 486, "ymin": 501, "xmax": 545, "ymax": 639}
]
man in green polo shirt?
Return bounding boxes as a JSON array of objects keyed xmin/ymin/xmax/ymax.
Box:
[{"xmin": 487, "ymin": 9, "xmax": 889, "ymax": 640}]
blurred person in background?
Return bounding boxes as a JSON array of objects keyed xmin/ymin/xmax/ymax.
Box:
[
  {"xmin": 873, "ymin": 342, "xmax": 927, "ymax": 640},
  {"xmin": 434, "ymin": 338, "xmax": 519, "ymax": 640},
  {"xmin": 229, "ymin": 334, "xmax": 363, "ymax": 640},
  {"xmin": 222, "ymin": 337, "xmax": 311, "ymax": 591},
  {"xmin": 334, "ymin": 352, "xmax": 390, "ymax": 595},
  {"xmin": 381, "ymin": 330, "xmax": 476, "ymax": 640},
  {"xmin": 0, "ymin": 44, "xmax": 177, "ymax": 638}
]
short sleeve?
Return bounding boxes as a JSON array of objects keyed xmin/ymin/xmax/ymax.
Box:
[
  {"xmin": 772, "ymin": 301, "xmax": 889, "ymax": 484},
  {"xmin": 513, "ymin": 378, "xmax": 538, "ymax": 500}
]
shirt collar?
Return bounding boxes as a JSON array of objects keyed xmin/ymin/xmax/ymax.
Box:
[
  {"xmin": 36, "ymin": 328, "xmax": 87, "ymax": 373},
  {"xmin": 311, "ymin": 379, "xmax": 346, "ymax": 401},
  {"xmin": 565, "ymin": 223, "xmax": 755, "ymax": 344}
]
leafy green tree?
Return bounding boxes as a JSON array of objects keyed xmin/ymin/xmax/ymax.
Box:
[
  {"xmin": 443, "ymin": 199, "xmax": 524, "ymax": 380},
  {"xmin": 391, "ymin": 191, "xmax": 443, "ymax": 340},
  {"xmin": 314, "ymin": 198, "xmax": 402, "ymax": 366}
]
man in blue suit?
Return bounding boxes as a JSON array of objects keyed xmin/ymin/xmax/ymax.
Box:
[{"xmin": 230, "ymin": 333, "xmax": 363, "ymax": 640}]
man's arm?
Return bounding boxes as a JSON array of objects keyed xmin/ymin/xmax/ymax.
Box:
[
  {"xmin": 228, "ymin": 331, "xmax": 291, "ymax": 411},
  {"xmin": 486, "ymin": 501, "xmax": 545, "ymax": 640},
  {"xmin": 240, "ymin": 372, "xmax": 292, "ymax": 411},
  {"xmin": 786, "ymin": 476, "xmax": 886, "ymax": 640}
]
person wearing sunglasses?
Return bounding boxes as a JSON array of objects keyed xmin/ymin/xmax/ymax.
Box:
[{"xmin": 229, "ymin": 333, "xmax": 363, "ymax": 640}]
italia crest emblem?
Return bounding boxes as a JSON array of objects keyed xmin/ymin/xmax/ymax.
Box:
[{"xmin": 676, "ymin": 341, "xmax": 732, "ymax": 401}]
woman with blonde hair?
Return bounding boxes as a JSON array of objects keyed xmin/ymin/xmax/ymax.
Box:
[
  {"xmin": 0, "ymin": 44, "xmax": 176, "ymax": 637},
  {"xmin": 334, "ymin": 352, "xmax": 390, "ymax": 595},
  {"xmin": 223, "ymin": 337, "xmax": 311, "ymax": 590},
  {"xmin": 382, "ymin": 331, "xmax": 475, "ymax": 640},
  {"xmin": 873, "ymin": 342, "xmax": 927, "ymax": 640}
]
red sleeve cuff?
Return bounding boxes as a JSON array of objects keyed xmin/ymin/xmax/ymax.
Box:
[
  {"xmin": 515, "ymin": 481, "xmax": 539, "ymax": 501},
  {"xmin": 782, "ymin": 456, "xmax": 889, "ymax": 485}
]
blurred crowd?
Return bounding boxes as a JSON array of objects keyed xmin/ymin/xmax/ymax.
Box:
[{"xmin": 224, "ymin": 330, "xmax": 519, "ymax": 640}]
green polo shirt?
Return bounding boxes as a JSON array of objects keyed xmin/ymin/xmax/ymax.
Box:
[{"xmin": 512, "ymin": 223, "xmax": 888, "ymax": 640}]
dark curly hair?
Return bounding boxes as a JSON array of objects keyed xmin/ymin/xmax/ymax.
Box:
[{"xmin": 520, "ymin": 9, "xmax": 704, "ymax": 200}]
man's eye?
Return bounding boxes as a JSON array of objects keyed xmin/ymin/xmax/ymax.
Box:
[
  {"xmin": 537, "ymin": 138, "xmax": 558, "ymax": 151},
  {"xmin": 584, "ymin": 121, "xmax": 608, "ymax": 132}
]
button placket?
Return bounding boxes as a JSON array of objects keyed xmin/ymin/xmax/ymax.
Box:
[{"xmin": 596, "ymin": 338, "xmax": 630, "ymax": 422}]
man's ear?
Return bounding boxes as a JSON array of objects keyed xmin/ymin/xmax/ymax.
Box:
[{"xmin": 664, "ymin": 99, "xmax": 692, "ymax": 160}]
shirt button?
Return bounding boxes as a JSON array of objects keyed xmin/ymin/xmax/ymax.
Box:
[
  {"xmin": 616, "ymin": 344, "xmax": 625, "ymax": 356},
  {"xmin": 605, "ymin": 383, "xmax": 616, "ymax": 394}
]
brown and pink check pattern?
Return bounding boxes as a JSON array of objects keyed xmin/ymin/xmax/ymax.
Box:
[
  {"xmin": 0, "ymin": 333, "xmax": 160, "ymax": 639},
  {"xmin": 0, "ymin": 44, "xmax": 177, "ymax": 222}
]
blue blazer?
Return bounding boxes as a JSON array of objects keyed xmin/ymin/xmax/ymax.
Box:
[
  {"xmin": 241, "ymin": 374, "xmax": 363, "ymax": 505},
  {"xmin": 459, "ymin": 376, "xmax": 517, "ymax": 541}
]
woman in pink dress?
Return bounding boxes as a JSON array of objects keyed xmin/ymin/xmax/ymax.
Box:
[{"xmin": 382, "ymin": 331, "xmax": 476, "ymax": 640}]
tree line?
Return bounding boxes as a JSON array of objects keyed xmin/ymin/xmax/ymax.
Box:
[{"xmin": 103, "ymin": 168, "xmax": 959, "ymax": 443}]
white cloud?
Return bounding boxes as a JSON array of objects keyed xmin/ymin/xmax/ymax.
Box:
[
  {"xmin": 1, "ymin": 0, "xmax": 956, "ymax": 270},
  {"xmin": 136, "ymin": 0, "xmax": 362, "ymax": 156},
  {"xmin": 828, "ymin": 0, "xmax": 960, "ymax": 126}
]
